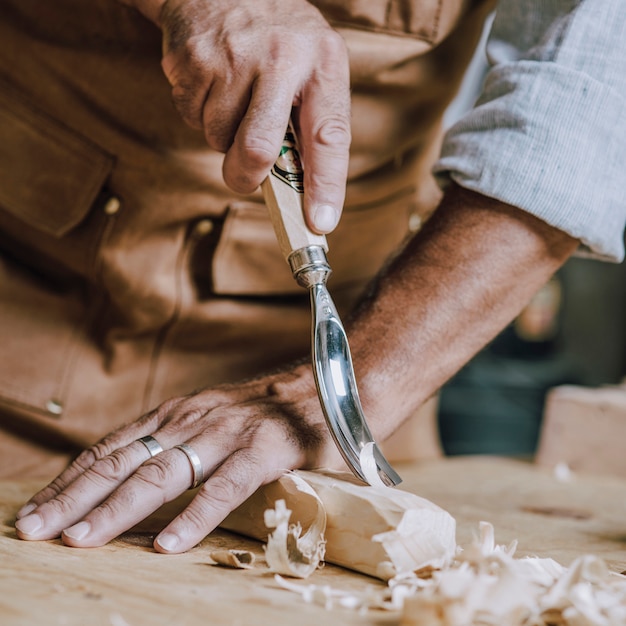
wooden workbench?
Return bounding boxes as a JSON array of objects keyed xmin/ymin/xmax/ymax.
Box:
[{"xmin": 1, "ymin": 457, "xmax": 625, "ymax": 625}]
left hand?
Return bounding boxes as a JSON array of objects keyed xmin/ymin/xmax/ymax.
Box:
[{"xmin": 14, "ymin": 364, "xmax": 343, "ymax": 553}]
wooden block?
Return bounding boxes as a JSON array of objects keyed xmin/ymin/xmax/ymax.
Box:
[
  {"xmin": 222, "ymin": 469, "xmax": 456, "ymax": 579},
  {"xmin": 535, "ymin": 384, "xmax": 626, "ymax": 477}
]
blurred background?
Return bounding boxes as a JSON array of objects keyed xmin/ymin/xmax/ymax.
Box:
[
  {"xmin": 437, "ymin": 256, "xmax": 626, "ymax": 456},
  {"xmin": 435, "ymin": 15, "xmax": 626, "ymax": 457}
]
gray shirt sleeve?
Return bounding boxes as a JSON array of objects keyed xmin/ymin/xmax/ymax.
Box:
[{"xmin": 433, "ymin": 0, "xmax": 626, "ymax": 262}]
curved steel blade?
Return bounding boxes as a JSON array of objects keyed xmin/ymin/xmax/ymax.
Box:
[{"xmin": 310, "ymin": 283, "xmax": 402, "ymax": 487}]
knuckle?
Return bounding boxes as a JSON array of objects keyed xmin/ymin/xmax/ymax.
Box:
[
  {"xmin": 89, "ymin": 450, "xmax": 133, "ymax": 484},
  {"xmin": 43, "ymin": 491, "xmax": 81, "ymax": 518},
  {"xmin": 206, "ymin": 454, "xmax": 261, "ymax": 507},
  {"xmin": 91, "ymin": 439, "xmax": 115, "ymax": 461},
  {"xmin": 155, "ymin": 396, "xmax": 184, "ymax": 418},
  {"xmin": 204, "ymin": 120, "xmax": 235, "ymax": 154},
  {"xmin": 72, "ymin": 442, "xmax": 107, "ymax": 471},
  {"xmin": 314, "ymin": 115, "xmax": 351, "ymax": 149},
  {"xmin": 163, "ymin": 40, "xmax": 208, "ymax": 78},
  {"xmin": 240, "ymin": 132, "xmax": 277, "ymax": 168},
  {"xmin": 204, "ymin": 473, "xmax": 243, "ymax": 509},
  {"xmin": 222, "ymin": 164, "xmax": 261, "ymax": 196},
  {"xmin": 136, "ymin": 407, "xmax": 160, "ymax": 430},
  {"xmin": 171, "ymin": 84, "xmax": 202, "ymax": 128},
  {"xmin": 163, "ymin": 52, "xmax": 213, "ymax": 129},
  {"xmin": 93, "ymin": 491, "xmax": 135, "ymax": 521},
  {"xmin": 159, "ymin": 405, "xmax": 205, "ymax": 437},
  {"xmin": 266, "ymin": 36, "xmax": 297, "ymax": 67},
  {"xmin": 134, "ymin": 457, "xmax": 172, "ymax": 492},
  {"xmin": 224, "ymin": 131, "xmax": 278, "ymax": 192},
  {"xmin": 318, "ymin": 29, "xmax": 349, "ymax": 59},
  {"xmin": 176, "ymin": 502, "xmax": 211, "ymax": 532}
]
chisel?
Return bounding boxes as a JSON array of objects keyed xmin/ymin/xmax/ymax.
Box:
[{"xmin": 261, "ymin": 122, "xmax": 402, "ymax": 487}]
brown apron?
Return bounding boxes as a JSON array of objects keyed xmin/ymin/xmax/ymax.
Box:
[{"xmin": 0, "ymin": 0, "xmax": 493, "ymax": 477}]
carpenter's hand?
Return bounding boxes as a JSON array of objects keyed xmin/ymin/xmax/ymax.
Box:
[
  {"xmin": 14, "ymin": 364, "xmax": 343, "ymax": 553},
  {"xmin": 159, "ymin": 0, "xmax": 351, "ymax": 234}
]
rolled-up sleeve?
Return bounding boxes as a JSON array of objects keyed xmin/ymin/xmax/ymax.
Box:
[{"xmin": 433, "ymin": 0, "xmax": 626, "ymax": 261}]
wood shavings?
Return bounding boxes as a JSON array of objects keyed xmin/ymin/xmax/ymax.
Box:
[
  {"xmin": 359, "ymin": 442, "xmax": 387, "ymax": 487},
  {"xmin": 269, "ymin": 520, "xmax": 626, "ymax": 625},
  {"xmin": 263, "ymin": 498, "xmax": 326, "ymax": 578},
  {"xmin": 208, "ymin": 549, "xmax": 256, "ymax": 569},
  {"xmin": 372, "ymin": 504, "xmax": 457, "ymax": 577},
  {"xmin": 399, "ymin": 522, "xmax": 626, "ymax": 626},
  {"xmin": 554, "ymin": 462, "xmax": 574, "ymax": 482},
  {"xmin": 273, "ymin": 574, "xmax": 373, "ymax": 612}
]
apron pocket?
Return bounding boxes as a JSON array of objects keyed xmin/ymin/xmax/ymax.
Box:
[
  {"xmin": 0, "ymin": 77, "xmax": 114, "ymax": 237},
  {"xmin": 209, "ymin": 189, "xmax": 416, "ymax": 298}
]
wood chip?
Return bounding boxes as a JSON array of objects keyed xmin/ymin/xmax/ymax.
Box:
[{"xmin": 208, "ymin": 549, "xmax": 256, "ymax": 569}]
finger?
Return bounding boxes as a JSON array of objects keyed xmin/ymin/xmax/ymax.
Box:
[
  {"xmin": 161, "ymin": 52, "xmax": 213, "ymax": 130},
  {"xmin": 222, "ymin": 70, "xmax": 295, "ymax": 194},
  {"xmin": 15, "ymin": 438, "xmax": 163, "ymax": 541},
  {"xmin": 202, "ymin": 78, "xmax": 252, "ymax": 153},
  {"xmin": 16, "ymin": 412, "xmax": 160, "ymax": 519},
  {"xmin": 59, "ymin": 449, "xmax": 194, "ymax": 548},
  {"xmin": 296, "ymin": 33, "xmax": 351, "ymax": 234},
  {"xmin": 154, "ymin": 449, "xmax": 282, "ymax": 554}
]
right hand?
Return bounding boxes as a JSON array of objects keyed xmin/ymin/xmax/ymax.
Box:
[{"xmin": 155, "ymin": 0, "xmax": 352, "ymax": 234}]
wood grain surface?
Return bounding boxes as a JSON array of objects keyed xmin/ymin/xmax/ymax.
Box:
[{"xmin": 1, "ymin": 457, "xmax": 625, "ymax": 625}]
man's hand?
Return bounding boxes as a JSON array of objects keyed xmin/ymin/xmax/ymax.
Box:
[
  {"xmin": 15, "ymin": 364, "xmax": 344, "ymax": 553},
  {"xmin": 127, "ymin": 0, "xmax": 351, "ymax": 234}
]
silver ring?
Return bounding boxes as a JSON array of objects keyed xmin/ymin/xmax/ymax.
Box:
[
  {"xmin": 137, "ymin": 435, "xmax": 164, "ymax": 458},
  {"xmin": 175, "ymin": 443, "xmax": 204, "ymax": 489}
]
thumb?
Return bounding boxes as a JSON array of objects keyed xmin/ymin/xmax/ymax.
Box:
[{"xmin": 295, "ymin": 67, "xmax": 351, "ymax": 234}]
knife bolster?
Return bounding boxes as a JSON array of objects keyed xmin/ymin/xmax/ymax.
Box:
[{"xmin": 288, "ymin": 246, "xmax": 332, "ymax": 289}]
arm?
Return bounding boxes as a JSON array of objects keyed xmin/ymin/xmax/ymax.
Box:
[
  {"xmin": 358, "ymin": 0, "xmax": 626, "ymax": 439},
  {"xmin": 349, "ymin": 185, "xmax": 578, "ymax": 438},
  {"xmin": 434, "ymin": 0, "xmax": 626, "ymax": 262},
  {"xmin": 119, "ymin": 0, "xmax": 351, "ymax": 234}
]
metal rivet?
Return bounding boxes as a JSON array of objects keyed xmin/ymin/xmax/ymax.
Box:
[
  {"xmin": 103, "ymin": 196, "xmax": 121, "ymax": 215},
  {"xmin": 194, "ymin": 219, "xmax": 214, "ymax": 236},
  {"xmin": 408, "ymin": 213, "xmax": 422, "ymax": 233},
  {"xmin": 46, "ymin": 399, "xmax": 63, "ymax": 415}
]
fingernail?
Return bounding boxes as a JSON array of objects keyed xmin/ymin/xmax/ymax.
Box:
[
  {"xmin": 15, "ymin": 513, "xmax": 42, "ymax": 536},
  {"xmin": 312, "ymin": 205, "xmax": 339, "ymax": 232},
  {"xmin": 16, "ymin": 502, "xmax": 37, "ymax": 519},
  {"xmin": 63, "ymin": 521, "xmax": 91, "ymax": 541},
  {"xmin": 155, "ymin": 532, "xmax": 179, "ymax": 552}
]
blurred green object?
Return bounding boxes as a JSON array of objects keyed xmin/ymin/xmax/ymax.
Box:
[
  {"xmin": 438, "ymin": 350, "xmax": 576, "ymax": 456},
  {"xmin": 438, "ymin": 253, "xmax": 626, "ymax": 457}
]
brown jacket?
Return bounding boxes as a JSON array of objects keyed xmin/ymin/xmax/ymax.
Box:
[{"xmin": 0, "ymin": 0, "xmax": 493, "ymax": 477}]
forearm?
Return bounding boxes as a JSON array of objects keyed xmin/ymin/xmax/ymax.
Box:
[{"xmin": 351, "ymin": 185, "xmax": 579, "ymax": 438}]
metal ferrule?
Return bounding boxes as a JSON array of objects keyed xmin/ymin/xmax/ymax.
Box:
[{"xmin": 288, "ymin": 245, "xmax": 332, "ymax": 289}]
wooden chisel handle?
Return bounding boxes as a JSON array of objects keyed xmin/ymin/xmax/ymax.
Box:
[{"xmin": 261, "ymin": 124, "xmax": 328, "ymax": 262}]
